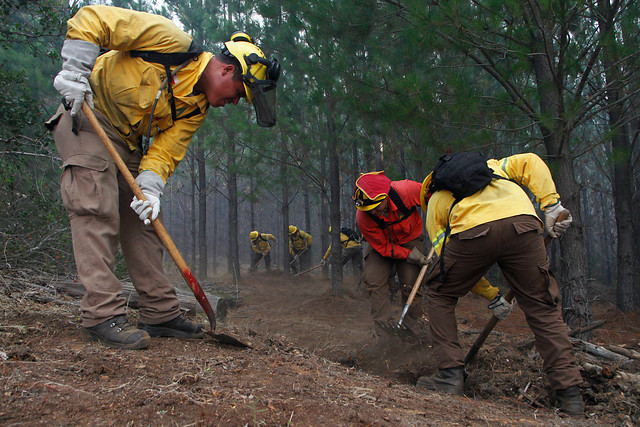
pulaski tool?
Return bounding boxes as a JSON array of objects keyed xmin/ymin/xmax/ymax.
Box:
[{"xmin": 82, "ymin": 104, "xmax": 249, "ymax": 348}]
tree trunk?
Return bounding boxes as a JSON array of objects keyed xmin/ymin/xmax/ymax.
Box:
[
  {"xmin": 227, "ymin": 140, "xmax": 240, "ymax": 280},
  {"xmin": 325, "ymin": 94, "xmax": 343, "ymax": 295},
  {"xmin": 280, "ymin": 146, "xmax": 291, "ymax": 275},
  {"xmin": 597, "ymin": 0, "xmax": 640, "ymax": 311},
  {"xmin": 196, "ymin": 136, "xmax": 208, "ymax": 279},
  {"xmin": 526, "ymin": 5, "xmax": 592, "ymax": 330},
  {"xmin": 189, "ymin": 149, "xmax": 196, "ymax": 267}
]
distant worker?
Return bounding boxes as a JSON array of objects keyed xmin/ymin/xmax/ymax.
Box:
[
  {"xmin": 321, "ymin": 226, "xmax": 363, "ymax": 276},
  {"xmin": 353, "ymin": 171, "xmax": 510, "ymax": 338},
  {"xmin": 288, "ymin": 225, "xmax": 312, "ymax": 274},
  {"xmin": 249, "ymin": 231, "xmax": 276, "ymax": 272},
  {"xmin": 416, "ymin": 152, "xmax": 583, "ymax": 417}
]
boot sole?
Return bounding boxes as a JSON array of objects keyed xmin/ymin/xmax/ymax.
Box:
[{"xmin": 81, "ymin": 328, "xmax": 151, "ymax": 350}]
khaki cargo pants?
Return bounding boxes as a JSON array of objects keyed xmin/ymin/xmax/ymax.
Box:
[
  {"xmin": 47, "ymin": 105, "xmax": 180, "ymax": 328},
  {"xmin": 424, "ymin": 215, "xmax": 582, "ymax": 390}
]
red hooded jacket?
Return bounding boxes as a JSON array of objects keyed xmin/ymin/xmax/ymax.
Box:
[{"xmin": 356, "ymin": 180, "xmax": 423, "ymax": 259}]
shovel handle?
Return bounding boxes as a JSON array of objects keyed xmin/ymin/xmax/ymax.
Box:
[
  {"xmin": 464, "ymin": 210, "xmax": 570, "ymax": 364},
  {"xmin": 397, "ymin": 246, "xmax": 435, "ymax": 326},
  {"xmin": 81, "ymin": 104, "xmax": 217, "ymax": 331}
]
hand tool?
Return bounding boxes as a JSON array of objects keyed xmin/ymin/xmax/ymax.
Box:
[
  {"xmin": 375, "ymin": 247, "xmax": 436, "ymax": 337},
  {"xmin": 82, "ymin": 104, "xmax": 249, "ymax": 348}
]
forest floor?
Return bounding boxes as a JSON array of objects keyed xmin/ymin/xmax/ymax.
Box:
[{"xmin": 1, "ymin": 266, "xmax": 639, "ymax": 426}]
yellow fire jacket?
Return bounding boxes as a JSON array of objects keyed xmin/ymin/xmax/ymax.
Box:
[
  {"xmin": 66, "ymin": 5, "xmax": 212, "ymax": 182},
  {"xmin": 323, "ymin": 232, "xmax": 361, "ymax": 260},
  {"xmin": 289, "ymin": 230, "xmax": 312, "ymax": 255},
  {"xmin": 426, "ymin": 153, "xmax": 560, "ymax": 254},
  {"xmin": 251, "ymin": 233, "xmax": 275, "ymax": 254}
]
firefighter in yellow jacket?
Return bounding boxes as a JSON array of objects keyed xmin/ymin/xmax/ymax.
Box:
[
  {"xmin": 45, "ymin": 5, "xmax": 280, "ymax": 350},
  {"xmin": 321, "ymin": 226, "xmax": 363, "ymax": 276},
  {"xmin": 249, "ymin": 231, "xmax": 276, "ymax": 272},
  {"xmin": 288, "ymin": 225, "xmax": 312, "ymax": 274},
  {"xmin": 416, "ymin": 153, "xmax": 583, "ymax": 417}
]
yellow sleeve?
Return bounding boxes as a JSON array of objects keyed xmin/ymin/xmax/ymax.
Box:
[
  {"xmin": 470, "ymin": 276, "xmax": 500, "ymax": 301},
  {"xmin": 323, "ymin": 244, "xmax": 332, "ymax": 260},
  {"xmin": 138, "ymin": 113, "xmax": 206, "ymax": 181},
  {"xmin": 66, "ymin": 5, "xmax": 192, "ymax": 52},
  {"xmin": 496, "ymin": 153, "xmax": 560, "ymax": 210}
]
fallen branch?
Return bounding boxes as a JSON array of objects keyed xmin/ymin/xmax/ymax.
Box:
[
  {"xmin": 574, "ymin": 340, "xmax": 631, "ymax": 363},
  {"xmin": 516, "ymin": 320, "xmax": 606, "ymax": 350}
]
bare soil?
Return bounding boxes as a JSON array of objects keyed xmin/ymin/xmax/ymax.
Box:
[{"xmin": 1, "ymin": 268, "xmax": 639, "ymax": 426}]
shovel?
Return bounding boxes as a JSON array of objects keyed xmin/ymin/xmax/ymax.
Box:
[
  {"xmin": 463, "ymin": 210, "xmax": 570, "ymax": 364},
  {"xmin": 375, "ymin": 247, "xmax": 436, "ymax": 337},
  {"xmin": 82, "ymin": 104, "xmax": 249, "ymax": 348}
]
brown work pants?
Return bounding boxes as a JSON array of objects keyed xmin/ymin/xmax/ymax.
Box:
[
  {"xmin": 425, "ymin": 215, "xmax": 582, "ymax": 390},
  {"xmin": 48, "ymin": 105, "xmax": 180, "ymax": 328},
  {"xmin": 362, "ymin": 238, "xmax": 424, "ymax": 332}
]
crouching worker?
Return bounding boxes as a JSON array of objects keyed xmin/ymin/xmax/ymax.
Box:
[
  {"xmin": 249, "ymin": 231, "xmax": 276, "ymax": 272},
  {"xmin": 416, "ymin": 152, "xmax": 583, "ymax": 417},
  {"xmin": 353, "ymin": 171, "xmax": 512, "ymax": 340},
  {"xmin": 46, "ymin": 5, "xmax": 280, "ymax": 350}
]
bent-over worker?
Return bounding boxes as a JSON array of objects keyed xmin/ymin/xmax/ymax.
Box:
[
  {"xmin": 417, "ymin": 152, "xmax": 583, "ymax": 417},
  {"xmin": 45, "ymin": 5, "xmax": 280, "ymax": 350}
]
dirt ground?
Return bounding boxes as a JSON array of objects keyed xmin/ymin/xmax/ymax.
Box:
[{"xmin": 1, "ymin": 266, "xmax": 639, "ymax": 426}]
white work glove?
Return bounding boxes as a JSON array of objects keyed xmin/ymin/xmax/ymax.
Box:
[
  {"xmin": 407, "ymin": 247, "xmax": 430, "ymax": 266},
  {"xmin": 130, "ymin": 171, "xmax": 165, "ymax": 225},
  {"xmin": 53, "ymin": 39, "xmax": 100, "ymax": 117},
  {"xmin": 320, "ymin": 259, "xmax": 327, "ymax": 266},
  {"xmin": 544, "ymin": 202, "xmax": 573, "ymax": 238},
  {"xmin": 488, "ymin": 294, "xmax": 513, "ymax": 320}
]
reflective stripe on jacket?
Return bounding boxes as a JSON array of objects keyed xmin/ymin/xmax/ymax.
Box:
[
  {"xmin": 66, "ymin": 5, "xmax": 212, "ymax": 182},
  {"xmin": 426, "ymin": 153, "xmax": 560, "ymax": 254}
]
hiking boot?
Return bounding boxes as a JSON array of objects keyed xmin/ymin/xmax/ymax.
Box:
[
  {"xmin": 554, "ymin": 386, "xmax": 585, "ymax": 417},
  {"xmin": 82, "ymin": 315, "xmax": 151, "ymax": 350},
  {"xmin": 139, "ymin": 313, "xmax": 205, "ymax": 338},
  {"xmin": 416, "ymin": 366, "xmax": 466, "ymax": 395}
]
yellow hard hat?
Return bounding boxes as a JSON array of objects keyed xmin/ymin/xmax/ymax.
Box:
[
  {"xmin": 353, "ymin": 171, "xmax": 390, "ymax": 211},
  {"xmin": 420, "ymin": 172, "xmax": 433, "ymax": 213},
  {"xmin": 223, "ymin": 32, "xmax": 280, "ymax": 127},
  {"xmin": 250, "ymin": 231, "xmax": 259, "ymax": 240},
  {"xmin": 289, "ymin": 225, "xmax": 298, "ymax": 234}
]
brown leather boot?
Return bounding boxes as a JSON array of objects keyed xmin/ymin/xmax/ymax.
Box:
[
  {"xmin": 82, "ymin": 315, "xmax": 151, "ymax": 350},
  {"xmin": 554, "ymin": 386, "xmax": 585, "ymax": 417},
  {"xmin": 416, "ymin": 366, "xmax": 466, "ymax": 395}
]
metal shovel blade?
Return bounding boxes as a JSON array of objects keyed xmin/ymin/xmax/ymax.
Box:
[{"xmin": 206, "ymin": 329, "xmax": 251, "ymax": 348}]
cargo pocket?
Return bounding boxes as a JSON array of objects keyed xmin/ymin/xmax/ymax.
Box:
[
  {"xmin": 537, "ymin": 257, "xmax": 559, "ymax": 306},
  {"xmin": 512, "ymin": 216, "xmax": 543, "ymax": 236},
  {"xmin": 458, "ymin": 223, "xmax": 490, "ymax": 240},
  {"xmin": 60, "ymin": 154, "xmax": 113, "ymax": 217}
]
